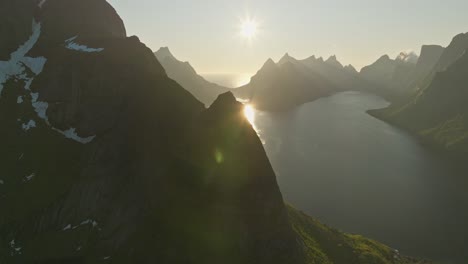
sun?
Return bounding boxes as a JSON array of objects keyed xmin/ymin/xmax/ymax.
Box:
[{"xmin": 240, "ymin": 19, "xmax": 258, "ymax": 39}]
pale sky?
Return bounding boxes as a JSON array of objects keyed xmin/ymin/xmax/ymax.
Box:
[{"xmin": 109, "ymin": 0, "xmax": 468, "ymax": 74}]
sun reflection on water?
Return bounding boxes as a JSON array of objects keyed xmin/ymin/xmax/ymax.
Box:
[{"xmin": 244, "ymin": 104, "xmax": 255, "ymax": 124}]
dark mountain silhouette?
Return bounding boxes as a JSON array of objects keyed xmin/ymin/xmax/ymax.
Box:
[
  {"xmin": 234, "ymin": 54, "xmax": 374, "ymax": 111},
  {"xmin": 370, "ymin": 34, "xmax": 468, "ymax": 157},
  {"xmin": 154, "ymin": 47, "xmax": 229, "ymax": 106},
  {"xmin": 0, "ymin": 0, "xmax": 427, "ymax": 263}
]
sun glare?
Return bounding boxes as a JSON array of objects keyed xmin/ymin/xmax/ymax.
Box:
[
  {"xmin": 240, "ymin": 19, "xmax": 258, "ymax": 39},
  {"xmin": 244, "ymin": 104, "xmax": 255, "ymax": 124}
]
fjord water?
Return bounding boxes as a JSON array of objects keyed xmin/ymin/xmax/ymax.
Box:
[
  {"xmin": 201, "ymin": 73, "xmax": 252, "ymax": 88},
  {"xmin": 247, "ymin": 91, "xmax": 468, "ymax": 263}
]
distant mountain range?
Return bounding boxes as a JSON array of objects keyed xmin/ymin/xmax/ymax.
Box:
[
  {"xmin": 154, "ymin": 47, "xmax": 229, "ymax": 106},
  {"xmin": 232, "ymin": 54, "xmax": 378, "ymax": 110},
  {"xmin": 152, "ymin": 30, "xmax": 468, "ymax": 160},
  {"xmin": 370, "ymin": 32, "xmax": 468, "ymax": 157}
]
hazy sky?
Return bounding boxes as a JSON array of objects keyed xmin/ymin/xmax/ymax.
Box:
[{"xmin": 109, "ymin": 0, "xmax": 468, "ymax": 74}]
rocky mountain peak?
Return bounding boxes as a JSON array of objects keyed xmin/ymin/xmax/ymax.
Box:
[
  {"xmin": 325, "ymin": 55, "xmax": 343, "ymax": 68},
  {"xmin": 378, "ymin": 54, "xmax": 392, "ymax": 62},
  {"xmin": 396, "ymin": 51, "xmax": 419, "ymax": 64},
  {"xmin": 278, "ymin": 53, "xmax": 297, "ymax": 65},
  {"xmin": 155, "ymin": 46, "xmax": 176, "ymax": 61},
  {"xmin": 260, "ymin": 58, "xmax": 278, "ymax": 71},
  {"xmin": 209, "ymin": 92, "xmax": 239, "ymax": 112},
  {"xmin": 344, "ymin": 64, "xmax": 358, "ymax": 74}
]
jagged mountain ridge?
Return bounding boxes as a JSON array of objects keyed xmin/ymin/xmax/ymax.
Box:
[
  {"xmin": 233, "ymin": 53, "xmax": 375, "ymax": 111},
  {"xmin": 154, "ymin": 47, "xmax": 229, "ymax": 106}
]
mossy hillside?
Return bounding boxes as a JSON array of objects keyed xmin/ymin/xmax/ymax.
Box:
[{"xmin": 287, "ymin": 206, "xmax": 430, "ymax": 264}]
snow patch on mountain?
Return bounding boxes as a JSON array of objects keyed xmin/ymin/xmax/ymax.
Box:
[
  {"xmin": 54, "ymin": 128, "xmax": 96, "ymax": 144},
  {"xmin": 0, "ymin": 21, "xmax": 96, "ymax": 144},
  {"xmin": 9, "ymin": 240, "xmax": 22, "ymax": 256},
  {"xmin": 63, "ymin": 219, "xmax": 100, "ymax": 231},
  {"xmin": 65, "ymin": 36, "xmax": 104, "ymax": 53},
  {"xmin": 0, "ymin": 20, "xmax": 44, "ymax": 97},
  {"xmin": 24, "ymin": 173, "xmax": 35, "ymax": 182},
  {"xmin": 38, "ymin": 0, "xmax": 47, "ymax": 8},
  {"xmin": 22, "ymin": 120, "xmax": 36, "ymax": 131}
]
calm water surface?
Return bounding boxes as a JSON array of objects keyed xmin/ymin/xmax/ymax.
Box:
[{"xmin": 249, "ymin": 91, "xmax": 468, "ymax": 264}]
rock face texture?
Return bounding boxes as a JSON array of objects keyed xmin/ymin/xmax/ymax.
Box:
[{"xmin": 154, "ymin": 47, "xmax": 229, "ymax": 107}]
